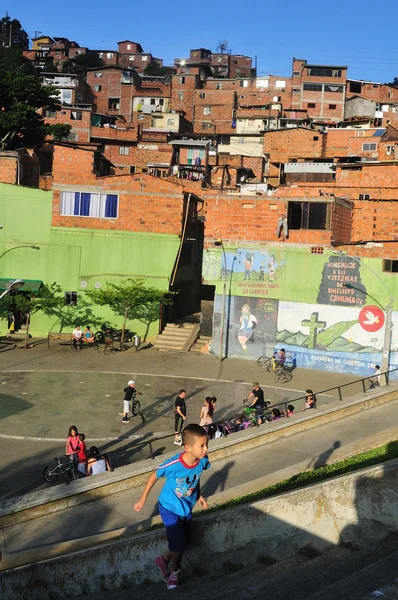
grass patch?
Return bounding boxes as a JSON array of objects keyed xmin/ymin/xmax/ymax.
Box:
[{"xmin": 202, "ymin": 439, "xmax": 398, "ymax": 516}]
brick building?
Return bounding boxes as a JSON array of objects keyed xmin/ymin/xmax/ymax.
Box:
[{"xmin": 291, "ymin": 58, "xmax": 347, "ymax": 123}]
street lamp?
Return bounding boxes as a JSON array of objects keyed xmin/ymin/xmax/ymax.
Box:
[
  {"xmin": 215, "ymin": 239, "xmax": 227, "ymax": 362},
  {"xmin": 333, "ymin": 250, "xmax": 394, "ymax": 378},
  {"xmin": 0, "ymin": 245, "xmax": 40, "ymax": 261},
  {"xmin": 0, "ymin": 279, "xmax": 25, "ymax": 301}
]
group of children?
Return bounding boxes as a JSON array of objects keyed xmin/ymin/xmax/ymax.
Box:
[{"xmin": 65, "ymin": 425, "xmax": 111, "ymax": 476}]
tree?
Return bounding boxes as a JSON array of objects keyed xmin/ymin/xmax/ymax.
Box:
[
  {"xmin": 0, "ymin": 47, "xmax": 60, "ymax": 150},
  {"xmin": 0, "ymin": 15, "xmax": 29, "ymax": 50},
  {"xmin": 386, "ymin": 77, "xmax": 398, "ymax": 88},
  {"xmin": 144, "ymin": 63, "xmax": 175, "ymax": 77},
  {"xmin": 86, "ymin": 278, "xmax": 173, "ymax": 348},
  {"xmin": 62, "ymin": 52, "xmax": 104, "ymax": 79},
  {"xmin": 47, "ymin": 295, "xmax": 102, "ymax": 333},
  {"xmin": 46, "ymin": 123, "xmax": 72, "ymax": 141},
  {"xmin": 217, "ymin": 40, "xmax": 229, "ymax": 54},
  {"xmin": 12, "ymin": 283, "xmax": 63, "ymax": 348}
]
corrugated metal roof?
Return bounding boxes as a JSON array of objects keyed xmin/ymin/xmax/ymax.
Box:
[{"xmin": 169, "ymin": 140, "xmax": 210, "ymax": 147}]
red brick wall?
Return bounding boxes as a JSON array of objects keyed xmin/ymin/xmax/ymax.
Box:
[
  {"xmin": 0, "ymin": 154, "xmax": 18, "ymax": 184},
  {"xmin": 346, "ymin": 81, "xmax": 398, "ymax": 103},
  {"xmin": 170, "ymin": 74, "xmax": 199, "ymax": 122},
  {"xmin": 52, "ymin": 167, "xmax": 186, "ymax": 234},
  {"xmin": 264, "ymin": 128, "xmax": 326, "ymax": 161}
]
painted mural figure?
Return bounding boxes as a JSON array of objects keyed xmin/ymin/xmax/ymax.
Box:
[
  {"xmin": 259, "ymin": 262, "xmax": 265, "ymax": 281},
  {"xmin": 268, "ymin": 254, "xmax": 275, "ymax": 282},
  {"xmin": 244, "ymin": 256, "xmax": 252, "ymax": 280},
  {"xmin": 238, "ymin": 304, "xmax": 257, "ymax": 353}
]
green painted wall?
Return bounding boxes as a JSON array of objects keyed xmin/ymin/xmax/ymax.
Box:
[
  {"xmin": 0, "ymin": 183, "xmax": 180, "ymax": 338},
  {"xmin": 203, "ymin": 245, "xmax": 398, "ymax": 310}
]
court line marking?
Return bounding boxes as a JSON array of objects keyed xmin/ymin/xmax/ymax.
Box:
[
  {"xmin": 0, "ymin": 431, "xmax": 171, "ymax": 443},
  {"xmin": 0, "ymin": 369, "xmax": 305, "ymax": 394},
  {"xmin": 0, "ymin": 370, "xmax": 312, "ymax": 441}
]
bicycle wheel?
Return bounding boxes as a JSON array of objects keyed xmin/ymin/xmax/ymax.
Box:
[
  {"xmin": 275, "ymin": 369, "xmax": 289, "ymax": 384},
  {"xmin": 43, "ymin": 466, "xmax": 58, "ymax": 483},
  {"xmin": 94, "ymin": 331, "xmax": 105, "ymax": 344},
  {"xmin": 257, "ymin": 356, "xmax": 271, "ymax": 370},
  {"xmin": 132, "ymin": 399, "xmax": 141, "ymax": 416}
]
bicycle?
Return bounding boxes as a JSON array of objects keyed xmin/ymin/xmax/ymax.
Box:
[
  {"xmin": 43, "ymin": 455, "xmax": 85, "ymax": 483},
  {"xmin": 257, "ymin": 354, "xmax": 293, "ymax": 384},
  {"xmin": 131, "ymin": 392, "xmax": 146, "ymax": 423},
  {"xmin": 242, "ymin": 399, "xmax": 272, "ymax": 425}
]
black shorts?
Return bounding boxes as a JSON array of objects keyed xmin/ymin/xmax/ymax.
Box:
[{"xmin": 175, "ymin": 413, "xmax": 184, "ymax": 434}]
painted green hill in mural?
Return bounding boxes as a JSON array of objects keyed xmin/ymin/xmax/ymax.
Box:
[
  {"xmin": 316, "ymin": 320, "xmax": 358, "ymax": 346},
  {"xmin": 276, "ymin": 330, "xmax": 309, "ymax": 345},
  {"xmin": 276, "ymin": 319, "xmax": 377, "ymax": 353}
]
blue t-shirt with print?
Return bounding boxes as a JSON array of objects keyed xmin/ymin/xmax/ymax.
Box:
[{"xmin": 156, "ymin": 452, "xmax": 210, "ymax": 517}]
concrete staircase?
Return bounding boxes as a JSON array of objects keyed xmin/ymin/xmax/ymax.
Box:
[
  {"xmin": 80, "ymin": 535, "xmax": 398, "ymax": 600},
  {"xmin": 154, "ymin": 322, "xmax": 200, "ymax": 352},
  {"xmin": 189, "ymin": 334, "xmax": 211, "ymax": 354}
]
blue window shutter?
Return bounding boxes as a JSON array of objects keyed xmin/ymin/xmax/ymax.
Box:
[
  {"xmin": 74, "ymin": 192, "xmax": 80, "ymax": 216},
  {"xmin": 105, "ymin": 194, "xmax": 118, "ymax": 218},
  {"xmin": 80, "ymin": 193, "xmax": 91, "ymax": 216}
]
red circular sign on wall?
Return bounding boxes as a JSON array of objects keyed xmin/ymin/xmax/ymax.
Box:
[{"xmin": 358, "ymin": 305, "xmax": 385, "ymax": 332}]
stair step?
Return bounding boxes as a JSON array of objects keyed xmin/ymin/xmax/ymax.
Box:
[
  {"xmin": 164, "ymin": 323, "xmax": 196, "ymax": 330},
  {"xmin": 306, "ymin": 546, "xmax": 398, "ymax": 600},
  {"xmin": 156, "ymin": 334, "xmax": 192, "ymax": 342}
]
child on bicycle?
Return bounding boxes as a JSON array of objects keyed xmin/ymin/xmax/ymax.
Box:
[
  {"xmin": 134, "ymin": 424, "xmax": 210, "ymax": 590},
  {"xmin": 272, "ymin": 348, "xmax": 286, "ymax": 371},
  {"xmin": 122, "ymin": 380, "xmax": 142, "ymax": 423}
]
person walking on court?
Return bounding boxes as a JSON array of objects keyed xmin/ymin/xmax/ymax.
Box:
[
  {"xmin": 174, "ymin": 389, "xmax": 187, "ymax": 446},
  {"xmin": 122, "ymin": 380, "xmax": 141, "ymax": 423}
]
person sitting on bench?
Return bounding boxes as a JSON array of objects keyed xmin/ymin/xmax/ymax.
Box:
[{"xmin": 83, "ymin": 326, "xmax": 95, "ymax": 344}]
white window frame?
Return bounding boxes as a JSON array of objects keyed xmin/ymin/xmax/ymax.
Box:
[
  {"xmin": 275, "ymin": 80, "xmax": 286, "ymax": 88},
  {"xmin": 362, "ymin": 142, "xmax": 377, "ymax": 151},
  {"xmin": 60, "ymin": 191, "xmax": 119, "ymax": 219},
  {"xmin": 119, "ymin": 146, "xmax": 129, "ymax": 155},
  {"xmin": 204, "ymin": 106, "xmax": 211, "ymax": 115}
]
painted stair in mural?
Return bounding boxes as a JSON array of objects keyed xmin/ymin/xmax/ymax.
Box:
[{"xmin": 154, "ymin": 322, "xmax": 200, "ymax": 352}]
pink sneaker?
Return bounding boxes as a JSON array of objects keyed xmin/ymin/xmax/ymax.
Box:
[
  {"xmin": 167, "ymin": 569, "xmax": 181, "ymax": 590},
  {"xmin": 154, "ymin": 555, "xmax": 170, "ymax": 581}
]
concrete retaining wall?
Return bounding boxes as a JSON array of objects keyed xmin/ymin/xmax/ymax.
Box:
[
  {"xmin": 1, "ymin": 385, "xmax": 396, "ymax": 529},
  {"xmin": 1, "ymin": 459, "xmax": 398, "ymax": 600}
]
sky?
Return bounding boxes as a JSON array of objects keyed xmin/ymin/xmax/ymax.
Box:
[{"xmin": 8, "ymin": 0, "xmax": 398, "ymax": 83}]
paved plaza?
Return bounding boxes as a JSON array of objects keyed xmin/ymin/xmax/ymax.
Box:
[{"xmin": 0, "ymin": 343, "xmax": 360, "ymax": 498}]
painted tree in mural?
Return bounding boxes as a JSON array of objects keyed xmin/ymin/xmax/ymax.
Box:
[
  {"xmin": 317, "ymin": 255, "xmax": 367, "ymax": 307},
  {"xmin": 12, "ymin": 283, "xmax": 63, "ymax": 348},
  {"xmin": 86, "ymin": 278, "xmax": 174, "ymax": 348}
]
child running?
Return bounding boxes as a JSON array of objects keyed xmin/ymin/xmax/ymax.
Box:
[{"xmin": 134, "ymin": 423, "xmax": 210, "ymax": 590}]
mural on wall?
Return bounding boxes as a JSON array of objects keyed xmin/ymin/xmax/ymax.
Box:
[
  {"xmin": 202, "ymin": 247, "xmax": 287, "ymax": 298},
  {"xmin": 317, "ymin": 255, "xmax": 367, "ymax": 306},
  {"xmin": 212, "ymin": 294, "xmax": 278, "ymax": 358},
  {"xmin": 275, "ymin": 300, "xmax": 398, "ymax": 376},
  {"xmin": 204, "ymin": 246, "xmax": 398, "ymax": 376}
]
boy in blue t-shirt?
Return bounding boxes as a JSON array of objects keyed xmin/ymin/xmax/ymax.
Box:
[{"xmin": 134, "ymin": 423, "xmax": 210, "ymax": 590}]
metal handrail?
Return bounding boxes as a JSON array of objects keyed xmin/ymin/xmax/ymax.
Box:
[
  {"xmin": 108, "ymin": 367, "xmax": 398, "ymax": 460},
  {"xmin": 264, "ymin": 366, "xmax": 398, "ymax": 418}
]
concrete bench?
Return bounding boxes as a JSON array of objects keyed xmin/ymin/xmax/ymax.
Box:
[{"xmin": 47, "ymin": 332, "xmax": 72, "ymax": 349}]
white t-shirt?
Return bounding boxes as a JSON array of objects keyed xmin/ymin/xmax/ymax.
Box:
[
  {"xmin": 73, "ymin": 328, "xmax": 82, "ymax": 339},
  {"xmin": 374, "ymin": 369, "xmax": 381, "ymax": 382}
]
